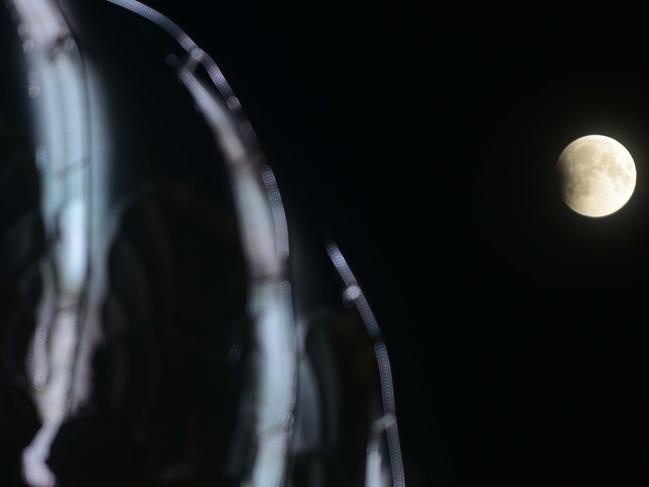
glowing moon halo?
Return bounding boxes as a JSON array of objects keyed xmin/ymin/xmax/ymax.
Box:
[{"xmin": 557, "ymin": 135, "xmax": 636, "ymax": 217}]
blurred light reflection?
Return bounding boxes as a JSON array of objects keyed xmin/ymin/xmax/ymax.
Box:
[{"xmin": 2, "ymin": 1, "xmax": 406, "ymax": 485}]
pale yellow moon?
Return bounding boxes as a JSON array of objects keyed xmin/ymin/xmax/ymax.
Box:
[{"xmin": 557, "ymin": 135, "xmax": 637, "ymax": 217}]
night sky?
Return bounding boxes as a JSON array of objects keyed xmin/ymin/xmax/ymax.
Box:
[
  {"xmin": 178, "ymin": 8, "xmax": 649, "ymax": 485},
  {"xmin": 3, "ymin": 2, "xmax": 649, "ymax": 486}
]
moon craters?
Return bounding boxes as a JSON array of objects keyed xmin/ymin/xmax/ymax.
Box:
[{"xmin": 557, "ymin": 135, "xmax": 636, "ymax": 218}]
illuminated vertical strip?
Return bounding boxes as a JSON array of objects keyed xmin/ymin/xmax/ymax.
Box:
[{"xmin": 9, "ymin": 1, "xmax": 111, "ymax": 486}]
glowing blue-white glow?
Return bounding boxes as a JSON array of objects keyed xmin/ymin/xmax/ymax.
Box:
[{"xmin": 10, "ymin": 1, "xmax": 112, "ymax": 486}]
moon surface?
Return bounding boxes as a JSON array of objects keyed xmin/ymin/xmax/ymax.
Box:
[{"xmin": 557, "ymin": 135, "xmax": 636, "ymax": 217}]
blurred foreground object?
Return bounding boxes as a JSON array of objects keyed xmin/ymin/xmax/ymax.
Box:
[{"xmin": 0, "ymin": 0, "xmax": 404, "ymax": 485}]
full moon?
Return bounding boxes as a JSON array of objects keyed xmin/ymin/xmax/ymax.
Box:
[{"xmin": 557, "ymin": 135, "xmax": 637, "ymax": 217}]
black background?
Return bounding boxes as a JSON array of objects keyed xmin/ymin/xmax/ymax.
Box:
[
  {"xmin": 4, "ymin": 2, "xmax": 649, "ymax": 485},
  {"xmin": 153, "ymin": 6, "xmax": 649, "ymax": 485}
]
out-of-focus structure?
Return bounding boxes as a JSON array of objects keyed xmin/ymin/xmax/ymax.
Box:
[
  {"xmin": 9, "ymin": 1, "xmax": 111, "ymax": 485},
  {"xmin": 0, "ymin": 1, "xmax": 404, "ymax": 486}
]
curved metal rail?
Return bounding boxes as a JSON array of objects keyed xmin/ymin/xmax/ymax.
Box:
[
  {"xmin": 105, "ymin": 1, "xmax": 297, "ymax": 485},
  {"xmin": 327, "ymin": 243, "xmax": 406, "ymax": 487}
]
